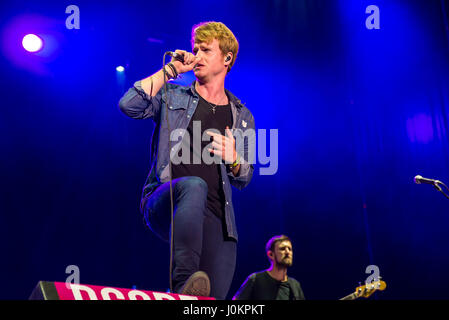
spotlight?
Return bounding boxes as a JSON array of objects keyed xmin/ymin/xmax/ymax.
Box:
[
  {"xmin": 116, "ymin": 66, "xmax": 125, "ymax": 72},
  {"xmin": 22, "ymin": 34, "xmax": 43, "ymax": 52}
]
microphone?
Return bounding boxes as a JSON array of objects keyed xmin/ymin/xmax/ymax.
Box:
[
  {"xmin": 167, "ymin": 51, "xmax": 184, "ymax": 63},
  {"xmin": 414, "ymin": 175, "xmax": 442, "ymax": 186}
]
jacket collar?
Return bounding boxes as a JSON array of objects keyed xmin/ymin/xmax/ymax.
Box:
[{"xmin": 188, "ymin": 81, "xmax": 243, "ymax": 109}]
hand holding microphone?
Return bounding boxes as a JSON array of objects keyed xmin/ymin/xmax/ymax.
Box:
[{"xmin": 167, "ymin": 50, "xmax": 200, "ymax": 75}]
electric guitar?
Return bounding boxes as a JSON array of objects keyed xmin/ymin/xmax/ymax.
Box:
[{"xmin": 339, "ymin": 279, "xmax": 387, "ymax": 300}]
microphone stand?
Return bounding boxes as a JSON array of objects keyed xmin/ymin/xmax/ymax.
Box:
[{"xmin": 433, "ymin": 181, "xmax": 449, "ymax": 200}]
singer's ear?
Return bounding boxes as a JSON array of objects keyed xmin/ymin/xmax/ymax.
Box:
[{"xmin": 224, "ymin": 53, "xmax": 232, "ymax": 64}]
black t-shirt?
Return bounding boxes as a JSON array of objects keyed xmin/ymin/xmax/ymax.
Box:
[
  {"xmin": 277, "ymin": 281, "xmax": 292, "ymax": 300},
  {"xmin": 171, "ymin": 92, "xmax": 233, "ymax": 218},
  {"xmin": 233, "ymin": 271, "xmax": 305, "ymax": 300}
]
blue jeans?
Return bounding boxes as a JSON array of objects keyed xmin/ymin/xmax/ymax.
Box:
[{"xmin": 143, "ymin": 176, "xmax": 237, "ymax": 300}]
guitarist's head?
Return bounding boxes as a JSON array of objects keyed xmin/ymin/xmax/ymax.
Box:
[{"xmin": 266, "ymin": 235, "xmax": 293, "ymax": 268}]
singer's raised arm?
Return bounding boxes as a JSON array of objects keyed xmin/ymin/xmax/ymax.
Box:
[{"xmin": 119, "ymin": 50, "xmax": 199, "ymax": 120}]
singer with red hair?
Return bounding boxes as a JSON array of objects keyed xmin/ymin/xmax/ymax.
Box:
[{"xmin": 119, "ymin": 21, "xmax": 255, "ymax": 300}]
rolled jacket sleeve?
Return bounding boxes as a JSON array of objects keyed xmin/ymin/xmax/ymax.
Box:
[{"xmin": 118, "ymin": 80, "xmax": 162, "ymax": 120}]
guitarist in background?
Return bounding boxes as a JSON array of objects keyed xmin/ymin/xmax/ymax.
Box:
[{"xmin": 232, "ymin": 235, "xmax": 305, "ymax": 300}]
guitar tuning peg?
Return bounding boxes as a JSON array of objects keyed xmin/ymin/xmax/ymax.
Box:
[{"xmin": 357, "ymin": 282, "xmax": 362, "ymax": 293}]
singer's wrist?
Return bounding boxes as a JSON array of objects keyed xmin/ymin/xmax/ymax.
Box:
[
  {"xmin": 168, "ymin": 63, "xmax": 179, "ymax": 78},
  {"xmin": 163, "ymin": 64, "xmax": 177, "ymax": 80},
  {"xmin": 171, "ymin": 62, "xmax": 181, "ymax": 75},
  {"xmin": 162, "ymin": 66, "xmax": 171, "ymax": 80}
]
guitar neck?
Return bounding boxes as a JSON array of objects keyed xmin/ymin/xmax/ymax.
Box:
[{"xmin": 339, "ymin": 292, "xmax": 357, "ymax": 300}]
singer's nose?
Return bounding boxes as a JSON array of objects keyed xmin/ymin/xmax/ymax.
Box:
[{"xmin": 194, "ymin": 50, "xmax": 205, "ymax": 59}]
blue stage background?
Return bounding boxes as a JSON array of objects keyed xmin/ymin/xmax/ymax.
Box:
[{"xmin": 1, "ymin": 0, "xmax": 449, "ymax": 299}]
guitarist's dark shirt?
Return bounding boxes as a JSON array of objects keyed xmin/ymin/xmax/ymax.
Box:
[{"xmin": 233, "ymin": 271, "xmax": 305, "ymax": 300}]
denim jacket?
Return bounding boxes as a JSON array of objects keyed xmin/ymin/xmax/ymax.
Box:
[{"xmin": 119, "ymin": 80, "xmax": 255, "ymax": 241}]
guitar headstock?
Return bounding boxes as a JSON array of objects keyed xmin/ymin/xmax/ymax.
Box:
[{"xmin": 353, "ymin": 279, "xmax": 387, "ymax": 299}]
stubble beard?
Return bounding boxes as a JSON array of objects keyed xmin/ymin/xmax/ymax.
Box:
[{"xmin": 277, "ymin": 256, "xmax": 293, "ymax": 268}]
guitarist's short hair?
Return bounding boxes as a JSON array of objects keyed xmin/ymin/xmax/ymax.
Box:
[{"xmin": 265, "ymin": 235, "xmax": 291, "ymax": 253}]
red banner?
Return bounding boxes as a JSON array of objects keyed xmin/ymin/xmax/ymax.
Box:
[{"xmin": 53, "ymin": 282, "xmax": 215, "ymax": 300}]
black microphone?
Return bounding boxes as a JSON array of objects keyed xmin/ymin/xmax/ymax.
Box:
[
  {"xmin": 167, "ymin": 51, "xmax": 184, "ymax": 63},
  {"xmin": 414, "ymin": 175, "xmax": 442, "ymax": 186}
]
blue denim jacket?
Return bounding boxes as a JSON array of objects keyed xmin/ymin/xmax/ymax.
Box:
[{"xmin": 119, "ymin": 80, "xmax": 255, "ymax": 241}]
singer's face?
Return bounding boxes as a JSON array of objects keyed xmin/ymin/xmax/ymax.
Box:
[
  {"xmin": 272, "ymin": 240, "xmax": 293, "ymax": 267},
  {"xmin": 192, "ymin": 39, "xmax": 226, "ymax": 79}
]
